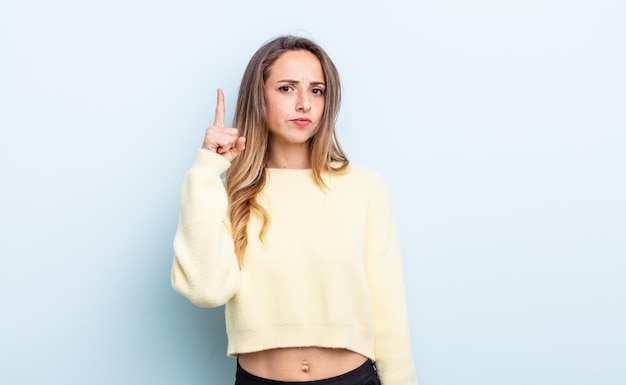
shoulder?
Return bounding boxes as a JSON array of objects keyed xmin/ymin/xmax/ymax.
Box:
[
  {"xmin": 329, "ymin": 162, "xmax": 390, "ymax": 195},
  {"xmin": 350, "ymin": 163, "xmax": 387, "ymax": 185}
]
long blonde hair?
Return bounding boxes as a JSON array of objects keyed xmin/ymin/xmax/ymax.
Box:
[{"xmin": 226, "ymin": 36, "xmax": 349, "ymax": 268}]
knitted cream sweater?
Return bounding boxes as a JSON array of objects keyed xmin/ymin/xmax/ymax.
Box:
[{"xmin": 172, "ymin": 150, "xmax": 417, "ymax": 385}]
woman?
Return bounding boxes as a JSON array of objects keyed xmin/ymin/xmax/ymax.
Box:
[{"xmin": 172, "ymin": 36, "xmax": 418, "ymax": 385}]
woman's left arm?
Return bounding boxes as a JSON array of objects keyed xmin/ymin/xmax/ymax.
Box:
[{"xmin": 365, "ymin": 174, "xmax": 419, "ymax": 385}]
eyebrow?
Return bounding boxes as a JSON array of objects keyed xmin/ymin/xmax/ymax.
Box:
[{"xmin": 276, "ymin": 79, "xmax": 326, "ymax": 86}]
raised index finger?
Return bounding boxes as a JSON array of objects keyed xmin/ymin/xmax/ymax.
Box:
[{"xmin": 213, "ymin": 88, "xmax": 225, "ymax": 127}]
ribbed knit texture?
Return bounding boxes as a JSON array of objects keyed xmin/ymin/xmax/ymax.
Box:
[{"xmin": 172, "ymin": 149, "xmax": 418, "ymax": 385}]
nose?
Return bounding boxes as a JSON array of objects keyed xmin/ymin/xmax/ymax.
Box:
[{"xmin": 296, "ymin": 91, "xmax": 311, "ymax": 112}]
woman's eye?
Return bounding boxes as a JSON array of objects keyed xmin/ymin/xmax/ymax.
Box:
[
  {"xmin": 312, "ymin": 88, "xmax": 325, "ymax": 95},
  {"xmin": 279, "ymin": 85, "xmax": 292, "ymax": 92}
]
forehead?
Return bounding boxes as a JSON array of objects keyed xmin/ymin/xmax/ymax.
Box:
[{"xmin": 267, "ymin": 50, "xmax": 324, "ymax": 80}]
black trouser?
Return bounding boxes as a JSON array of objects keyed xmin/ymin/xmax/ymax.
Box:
[{"xmin": 235, "ymin": 359, "xmax": 381, "ymax": 385}]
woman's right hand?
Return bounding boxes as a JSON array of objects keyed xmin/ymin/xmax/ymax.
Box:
[{"xmin": 202, "ymin": 88, "xmax": 246, "ymax": 162}]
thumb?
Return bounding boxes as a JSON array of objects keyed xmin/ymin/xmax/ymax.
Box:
[
  {"xmin": 224, "ymin": 137, "xmax": 246, "ymax": 162},
  {"xmin": 231, "ymin": 136, "xmax": 246, "ymax": 156}
]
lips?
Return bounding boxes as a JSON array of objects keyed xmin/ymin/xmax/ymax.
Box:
[{"xmin": 291, "ymin": 118, "xmax": 312, "ymax": 128}]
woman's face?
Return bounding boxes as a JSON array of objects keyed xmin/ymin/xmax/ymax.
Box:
[{"xmin": 264, "ymin": 50, "xmax": 325, "ymax": 149}]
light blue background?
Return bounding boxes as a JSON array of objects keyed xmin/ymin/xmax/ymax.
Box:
[{"xmin": 1, "ymin": 1, "xmax": 624, "ymax": 384}]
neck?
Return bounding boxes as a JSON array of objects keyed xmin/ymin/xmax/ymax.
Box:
[{"xmin": 267, "ymin": 142, "xmax": 311, "ymax": 169}]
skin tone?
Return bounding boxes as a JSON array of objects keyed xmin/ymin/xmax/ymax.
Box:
[
  {"xmin": 202, "ymin": 50, "xmax": 367, "ymax": 381},
  {"xmin": 202, "ymin": 50, "xmax": 324, "ymax": 169},
  {"xmin": 239, "ymin": 347, "xmax": 368, "ymax": 381},
  {"xmin": 202, "ymin": 88, "xmax": 246, "ymax": 161},
  {"xmin": 264, "ymin": 50, "xmax": 325, "ymax": 169}
]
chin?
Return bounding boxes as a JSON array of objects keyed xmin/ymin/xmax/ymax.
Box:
[{"xmin": 286, "ymin": 133, "xmax": 316, "ymax": 144}]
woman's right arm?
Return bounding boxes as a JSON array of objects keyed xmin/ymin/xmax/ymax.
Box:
[
  {"xmin": 172, "ymin": 149, "xmax": 240, "ymax": 307},
  {"xmin": 171, "ymin": 88, "xmax": 246, "ymax": 307}
]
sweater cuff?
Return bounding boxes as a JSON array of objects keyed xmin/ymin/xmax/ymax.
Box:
[{"xmin": 192, "ymin": 148, "xmax": 232, "ymax": 175}]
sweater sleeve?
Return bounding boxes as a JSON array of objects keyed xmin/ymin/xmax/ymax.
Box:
[
  {"xmin": 365, "ymin": 175, "xmax": 418, "ymax": 385},
  {"xmin": 171, "ymin": 149, "xmax": 241, "ymax": 307}
]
